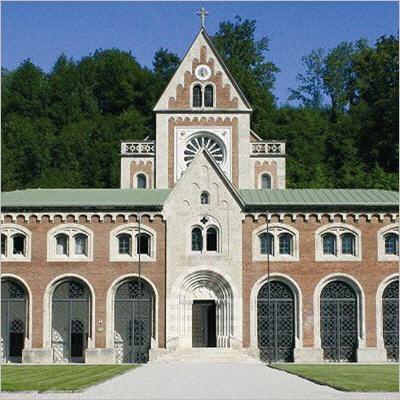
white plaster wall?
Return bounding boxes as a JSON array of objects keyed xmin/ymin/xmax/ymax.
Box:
[
  {"xmin": 238, "ymin": 113, "xmax": 251, "ymax": 189},
  {"xmin": 163, "ymin": 152, "xmax": 243, "ymax": 348},
  {"xmin": 155, "ymin": 113, "xmax": 170, "ymax": 188}
]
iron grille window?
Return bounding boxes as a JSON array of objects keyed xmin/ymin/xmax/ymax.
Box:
[
  {"xmin": 193, "ymin": 85, "xmax": 202, "ymax": 107},
  {"xmin": 322, "ymin": 233, "xmax": 336, "ymax": 255},
  {"xmin": 384, "ymin": 233, "xmax": 399, "ymax": 255},
  {"xmin": 320, "ymin": 280, "xmax": 358, "ymax": 362},
  {"xmin": 204, "ymin": 85, "xmax": 214, "ymax": 107},
  {"xmin": 383, "ymin": 280, "xmax": 399, "ymax": 361},
  {"xmin": 341, "ymin": 233, "xmax": 355, "ymax": 255},
  {"xmin": 118, "ymin": 234, "xmax": 132, "ymax": 255},
  {"xmin": 260, "ymin": 233, "xmax": 274, "ymax": 255},
  {"xmin": 191, "ymin": 227, "xmax": 203, "ymax": 251},
  {"xmin": 279, "ymin": 233, "xmax": 292, "ymax": 255}
]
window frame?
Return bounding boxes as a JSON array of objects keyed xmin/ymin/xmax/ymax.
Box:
[
  {"xmin": 200, "ymin": 191, "xmax": 210, "ymax": 205},
  {"xmin": 191, "ymin": 82, "xmax": 216, "ymax": 109},
  {"xmin": 377, "ymin": 223, "xmax": 399, "ymax": 261},
  {"xmin": 1, "ymin": 224, "xmax": 31, "ymax": 262},
  {"xmin": 315, "ymin": 223, "xmax": 361, "ymax": 262},
  {"xmin": 260, "ymin": 173, "xmax": 272, "ymax": 189},
  {"xmin": 110, "ymin": 223, "xmax": 156, "ymax": 262},
  {"xmin": 189, "ymin": 216, "xmax": 221, "ymax": 255},
  {"xmin": 253, "ymin": 223, "xmax": 299, "ymax": 261},
  {"xmin": 47, "ymin": 224, "xmax": 93, "ymax": 262},
  {"xmin": 136, "ymin": 173, "xmax": 147, "ymax": 189}
]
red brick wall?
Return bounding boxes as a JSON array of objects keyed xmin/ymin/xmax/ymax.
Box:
[
  {"xmin": 242, "ymin": 214, "xmax": 398, "ymax": 348},
  {"xmin": 1, "ymin": 215, "xmax": 166, "ymax": 350}
]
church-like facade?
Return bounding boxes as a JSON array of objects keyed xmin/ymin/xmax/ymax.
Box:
[{"xmin": 1, "ymin": 26, "xmax": 398, "ymax": 365}]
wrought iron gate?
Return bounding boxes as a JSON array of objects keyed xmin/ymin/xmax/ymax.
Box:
[
  {"xmin": 114, "ymin": 280, "xmax": 153, "ymax": 363},
  {"xmin": 320, "ymin": 281, "xmax": 358, "ymax": 362},
  {"xmin": 1, "ymin": 279, "xmax": 27, "ymax": 362},
  {"xmin": 52, "ymin": 280, "xmax": 90, "ymax": 363},
  {"xmin": 257, "ymin": 281, "xmax": 295, "ymax": 362},
  {"xmin": 383, "ymin": 280, "xmax": 399, "ymax": 362}
]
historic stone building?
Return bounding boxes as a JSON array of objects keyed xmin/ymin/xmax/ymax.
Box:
[{"xmin": 1, "ymin": 24, "xmax": 399, "ymax": 365}]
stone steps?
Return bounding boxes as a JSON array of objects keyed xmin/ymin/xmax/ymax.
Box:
[{"xmin": 153, "ymin": 348, "xmax": 261, "ymax": 364}]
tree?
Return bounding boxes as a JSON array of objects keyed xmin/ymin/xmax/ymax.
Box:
[
  {"xmin": 289, "ymin": 49, "xmax": 326, "ymax": 109},
  {"xmin": 212, "ymin": 16, "xmax": 279, "ymax": 136}
]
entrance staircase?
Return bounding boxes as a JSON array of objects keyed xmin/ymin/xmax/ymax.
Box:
[{"xmin": 152, "ymin": 347, "xmax": 261, "ymax": 364}]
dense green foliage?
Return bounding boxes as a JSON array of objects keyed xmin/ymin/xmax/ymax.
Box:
[
  {"xmin": 1, "ymin": 365, "xmax": 136, "ymax": 391},
  {"xmin": 274, "ymin": 364, "xmax": 399, "ymax": 392},
  {"xmin": 2, "ymin": 17, "xmax": 398, "ymax": 191}
]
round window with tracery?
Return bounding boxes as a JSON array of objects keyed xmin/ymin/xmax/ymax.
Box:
[{"xmin": 183, "ymin": 134, "xmax": 225, "ymax": 167}]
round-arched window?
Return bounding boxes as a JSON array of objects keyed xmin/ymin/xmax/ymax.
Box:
[{"xmin": 183, "ymin": 134, "xmax": 225, "ymax": 168}]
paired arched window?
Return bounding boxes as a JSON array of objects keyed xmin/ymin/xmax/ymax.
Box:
[
  {"xmin": 200, "ymin": 191, "xmax": 210, "ymax": 205},
  {"xmin": 1, "ymin": 224, "xmax": 31, "ymax": 261},
  {"xmin": 316, "ymin": 224, "xmax": 361, "ymax": 261},
  {"xmin": 260, "ymin": 174, "xmax": 272, "ymax": 189},
  {"xmin": 192, "ymin": 84, "xmax": 214, "ymax": 108},
  {"xmin": 111, "ymin": 224, "xmax": 155, "ymax": 261},
  {"xmin": 255, "ymin": 225, "xmax": 298, "ymax": 260},
  {"xmin": 49, "ymin": 225, "xmax": 92, "ymax": 261},
  {"xmin": 136, "ymin": 174, "xmax": 147, "ymax": 189},
  {"xmin": 191, "ymin": 225, "xmax": 219, "ymax": 253}
]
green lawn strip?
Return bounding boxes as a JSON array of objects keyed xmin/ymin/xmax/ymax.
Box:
[
  {"xmin": 272, "ymin": 364, "xmax": 399, "ymax": 392},
  {"xmin": 2, "ymin": 365, "xmax": 136, "ymax": 392}
]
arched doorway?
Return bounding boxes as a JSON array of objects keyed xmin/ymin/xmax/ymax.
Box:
[
  {"xmin": 257, "ymin": 281, "xmax": 295, "ymax": 362},
  {"xmin": 382, "ymin": 280, "xmax": 399, "ymax": 362},
  {"xmin": 320, "ymin": 281, "xmax": 358, "ymax": 362},
  {"xmin": 51, "ymin": 279, "xmax": 91, "ymax": 363},
  {"xmin": 114, "ymin": 279, "xmax": 154, "ymax": 363},
  {"xmin": 1, "ymin": 279, "xmax": 28, "ymax": 362}
]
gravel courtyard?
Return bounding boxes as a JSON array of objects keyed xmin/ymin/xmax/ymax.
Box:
[{"xmin": 2, "ymin": 362, "xmax": 398, "ymax": 400}]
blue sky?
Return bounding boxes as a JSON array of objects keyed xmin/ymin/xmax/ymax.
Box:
[{"xmin": 2, "ymin": 1, "xmax": 398, "ymax": 104}]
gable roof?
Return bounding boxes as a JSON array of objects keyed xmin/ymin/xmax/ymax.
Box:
[
  {"xmin": 154, "ymin": 28, "xmax": 252, "ymax": 111},
  {"xmin": 1, "ymin": 188, "xmax": 397, "ymax": 212}
]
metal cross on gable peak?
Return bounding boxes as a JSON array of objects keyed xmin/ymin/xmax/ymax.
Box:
[{"xmin": 197, "ymin": 7, "xmax": 209, "ymax": 29}]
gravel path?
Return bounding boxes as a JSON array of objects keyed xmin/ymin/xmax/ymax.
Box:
[{"xmin": 1, "ymin": 362, "xmax": 398, "ymax": 400}]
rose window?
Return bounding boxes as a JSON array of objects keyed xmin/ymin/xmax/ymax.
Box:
[{"xmin": 183, "ymin": 135, "xmax": 225, "ymax": 167}]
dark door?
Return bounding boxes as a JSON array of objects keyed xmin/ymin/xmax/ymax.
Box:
[{"xmin": 192, "ymin": 300, "xmax": 216, "ymax": 347}]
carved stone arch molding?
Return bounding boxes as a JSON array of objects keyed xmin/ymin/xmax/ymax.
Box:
[{"xmin": 169, "ymin": 266, "xmax": 241, "ymax": 349}]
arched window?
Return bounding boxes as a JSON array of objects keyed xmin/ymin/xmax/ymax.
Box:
[
  {"xmin": 260, "ymin": 233, "xmax": 274, "ymax": 255},
  {"xmin": 137, "ymin": 233, "xmax": 151, "ymax": 256},
  {"xmin": 261, "ymin": 174, "xmax": 271, "ymax": 189},
  {"xmin": 191, "ymin": 227, "xmax": 203, "ymax": 252},
  {"xmin": 137, "ymin": 174, "xmax": 147, "ymax": 189},
  {"xmin": 55, "ymin": 234, "xmax": 69, "ymax": 256},
  {"xmin": 341, "ymin": 233, "xmax": 355, "ymax": 255},
  {"xmin": 279, "ymin": 233, "xmax": 292, "ymax": 255},
  {"xmin": 385, "ymin": 233, "xmax": 399, "ymax": 255},
  {"xmin": 193, "ymin": 85, "xmax": 202, "ymax": 107},
  {"xmin": 74, "ymin": 234, "xmax": 88, "ymax": 256},
  {"xmin": 200, "ymin": 191, "xmax": 209, "ymax": 205},
  {"xmin": 204, "ymin": 85, "xmax": 214, "ymax": 107},
  {"xmin": 118, "ymin": 233, "xmax": 132, "ymax": 255},
  {"xmin": 12, "ymin": 234, "xmax": 26, "ymax": 256},
  {"xmin": 322, "ymin": 233, "xmax": 336, "ymax": 255},
  {"xmin": 1, "ymin": 234, "xmax": 7, "ymax": 256},
  {"xmin": 206, "ymin": 227, "xmax": 218, "ymax": 251}
]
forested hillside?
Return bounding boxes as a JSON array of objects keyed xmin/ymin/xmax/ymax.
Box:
[{"xmin": 2, "ymin": 17, "xmax": 398, "ymax": 191}]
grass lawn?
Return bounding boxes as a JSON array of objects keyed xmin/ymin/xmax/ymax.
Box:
[
  {"xmin": 273, "ymin": 364, "xmax": 399, "ymax": 392},
  {"xmin": 1, "ymin": 364, "xmax": 137, "ymax": 392}
]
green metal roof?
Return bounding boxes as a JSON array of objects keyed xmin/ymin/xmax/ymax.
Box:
[
  {"xmin": 1, "ymin": 189, "xmax": 170, "ymax": 209},
  {"xmin": 1, "ymin": 188, "xmax": 398, "ymax": 211},
  {"xmin": 239, "ymin": 189, "xmax": 399, "ymax": 208}
]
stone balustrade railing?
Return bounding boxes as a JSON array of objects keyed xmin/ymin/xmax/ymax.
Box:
[
  {"xmin": 121, "ymin": 141, "xmax": 155, "ymax": 156},
  {"xmin": 250, "ymin": 141, "xmax": 285, "ymax": 156}
]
